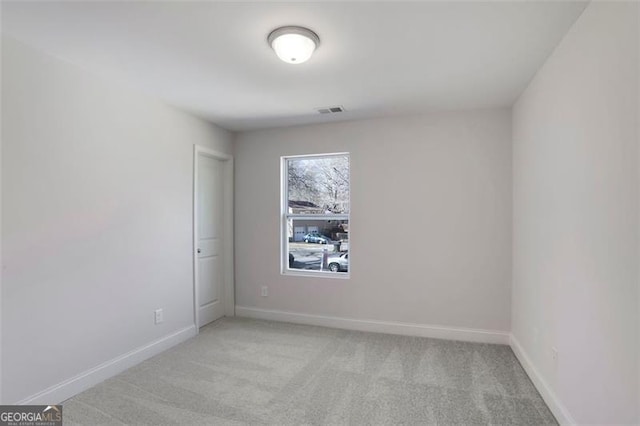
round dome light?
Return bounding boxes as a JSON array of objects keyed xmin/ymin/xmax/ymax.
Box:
[{"xmin": 268, "ymin": 26, "xmax": 320, "ymax": 64}]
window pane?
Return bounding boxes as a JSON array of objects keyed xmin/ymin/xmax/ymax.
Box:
[
  {"xmin": 287, "ymin": 155, "xmax": 349, "ymax": 214},
  {"xmin": 287, "ymin": 218, "xmax": 349, "ymax": 273}
]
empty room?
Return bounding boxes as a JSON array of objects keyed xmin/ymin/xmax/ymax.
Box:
[{"xmin": 0, "ymin": 1, "xmax": 638, "ymax": 425}]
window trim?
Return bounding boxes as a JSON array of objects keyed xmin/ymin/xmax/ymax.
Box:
[{"xmin": 281, "ymin": 152, "xmax": 351, "ymax": 278}]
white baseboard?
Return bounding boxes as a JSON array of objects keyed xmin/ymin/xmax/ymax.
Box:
[
  {"xmin": 16, "ymin": 325, "xmax": 197, "ymax": 405},
  {"xmin": 235, "ymin": 306, "xmax": 510, "ymax": 345},
  {"xmin": 510, "ymin": 334, "xmax": 576, "ymax": 425}
]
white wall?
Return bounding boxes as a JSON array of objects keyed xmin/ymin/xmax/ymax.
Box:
[
  {"xmin": 1, "ymin": 37, "xmax": 233, "ymax": 404},
  {"xmin": 512, "ymin": 2, "xmax": 639, "ymax": 424},
  {"xmin": 235, "ymin": 110, "xmax": 512, "ymax": 334}
]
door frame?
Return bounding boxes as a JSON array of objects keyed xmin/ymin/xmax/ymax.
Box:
[{"xmin": 193, "ymin": 145, "xmax": 234, "ymax": 331}]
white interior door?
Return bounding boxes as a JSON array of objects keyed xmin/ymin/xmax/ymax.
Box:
[{"xmin": 196, "ymin": 154, "xmax": 225, "ymax": 327}]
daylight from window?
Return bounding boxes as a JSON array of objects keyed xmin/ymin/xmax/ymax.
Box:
[{"xmin": 284, "ymin": 154, "xmax": 349, "ymax": 275}]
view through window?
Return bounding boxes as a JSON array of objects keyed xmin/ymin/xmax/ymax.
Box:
[{"xmin": 283, "ymin": 153, "xmax": 350, "ymax": 275}]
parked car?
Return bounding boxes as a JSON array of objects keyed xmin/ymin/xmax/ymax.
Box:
[
  {"xmin": 303, "ymin": 233, "xmax": 331, "ymax": 244},
  {"xmin": 327, "ymin": 252, "xmax": 348, "ymax": 272},
  {"xmin": 289, "ymin": 252, "xmax": 295, "ymax": 268}
]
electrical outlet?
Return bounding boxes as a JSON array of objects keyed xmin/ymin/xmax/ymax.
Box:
[
  {"xmin": 551, "ymin": 346, "xmax": 558, "ymax": 362},
  {"xmin": 154, "ymin": 308, "xmax": 164, "ymax": 324},
  {"xmin": 261, "ymin": 286, "xmax": 268, "ymax": 297}
]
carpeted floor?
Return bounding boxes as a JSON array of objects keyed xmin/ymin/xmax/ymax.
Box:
[{"xmin": 63, "ymin": 317, "xmax": 557, "ymax": 425}]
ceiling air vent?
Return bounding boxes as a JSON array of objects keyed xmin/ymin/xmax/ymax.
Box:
[{"xmin": 317, "ymin": 106, "xmax": 345, "ymax": 114}]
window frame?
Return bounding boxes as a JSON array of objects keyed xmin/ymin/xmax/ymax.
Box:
[{"xmin": 281, "ymin": 152, "xmax": 351, "ymax": 279}]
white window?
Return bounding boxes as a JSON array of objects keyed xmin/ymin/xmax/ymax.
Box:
[{"xmin": 282, "ymin": 153, "xmax": 350, "ymax": 277}]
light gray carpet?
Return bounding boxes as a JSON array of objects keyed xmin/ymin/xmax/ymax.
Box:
[{"xmin": 63, "ymin": 318, "xmax": 557, "ymax": 425}]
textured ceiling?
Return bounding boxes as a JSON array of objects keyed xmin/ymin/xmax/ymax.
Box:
[{"xmin": 2, "ymin": 1, "xmax": 588, "ymax": 131}]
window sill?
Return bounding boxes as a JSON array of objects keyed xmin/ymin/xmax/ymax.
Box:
[{"xmin": 282, "ymin": 269, "xmax": 350, "ymax": 280}]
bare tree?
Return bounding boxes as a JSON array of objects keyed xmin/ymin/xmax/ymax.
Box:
[{"xmin": 288, "ymin": 156, "xmax": 349, "ymax": 213}]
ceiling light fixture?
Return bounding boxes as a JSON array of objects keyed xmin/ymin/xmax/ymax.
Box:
[{"xmin": 268, "ymin": 26, "xmax": 320, "ymax": 64}]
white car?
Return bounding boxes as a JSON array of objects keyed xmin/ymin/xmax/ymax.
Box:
[{"xmin": 327, "ymin": 252, "xmax": 348, "ymax": 272}]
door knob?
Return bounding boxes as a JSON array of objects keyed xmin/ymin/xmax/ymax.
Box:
[{"xmin": 197, "ymin": 248, "xmax": 201, "ymax": 254}]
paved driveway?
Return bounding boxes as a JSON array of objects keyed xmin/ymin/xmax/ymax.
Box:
[{"xmin": 289, "ymin": 242, "xmax": 344, "ymax": 271}]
